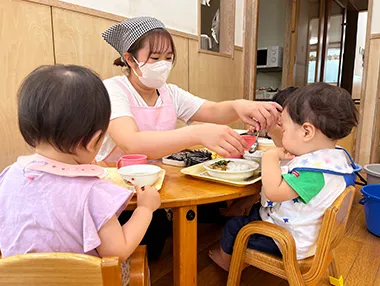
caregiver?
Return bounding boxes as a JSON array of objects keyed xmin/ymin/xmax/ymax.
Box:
[{"xmin": 96, "ymin": 16, "xmax": 281, "ymax": 163}]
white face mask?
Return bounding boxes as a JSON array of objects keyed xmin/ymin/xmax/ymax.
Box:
[{"xmin": 132, "ymin": 58, "xmax": 172, "ymax": 89}]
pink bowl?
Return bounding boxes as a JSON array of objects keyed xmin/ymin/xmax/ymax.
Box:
[
  {"xmin": 117, "ymin": 154, "xmax": 148, "ymax": 169},
  {"xmin": 241, "ymin": 135, "xmax": 257, "ymax": 151}
]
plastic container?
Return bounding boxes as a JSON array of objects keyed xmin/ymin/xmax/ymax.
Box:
[
  {"xmin": 363, "ymin": 164, "xmax": 380, "ymax": 185},
  {"xmin": 360, "ymin": 184, "xmax": 380, "ymax": 237},
  {"xmin": 117, "ymin": 154, "xmax": 147, "ymax": 169},
  {"xmin": 241, "ymin": 135, "xmax": 257, "ymax": 151}
]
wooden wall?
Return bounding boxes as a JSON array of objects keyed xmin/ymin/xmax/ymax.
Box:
[
  {"xmin": 0, "ymin": 0, "xmax": 244, "ymax": 170},
  {"xmin": 0, "ymin": 0, "xmax": 55, "ymax": 169},
  {"xmin": 355, "ymin": 0, "xmax": 380, "ymax": 165}
]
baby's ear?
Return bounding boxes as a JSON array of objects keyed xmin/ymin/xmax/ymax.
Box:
[
  {"xmin": 302, "ymin": 122, "xmax": 316, "ymax": 141},
  {"xmin": 86, "ymin": 130, "xmax": 103, "ymax": 152}
]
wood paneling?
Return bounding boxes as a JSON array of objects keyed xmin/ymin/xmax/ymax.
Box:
[
  {"xmin": 53, "ymin": 7, "xmax": 189, "ymax": 89},
  {"xmin": 356, "ymin": 38, "xmax": 380, "ymax": 165},
  {"xmin": 282, "ymin": 0, "xmax": 300, "ymax": 88},
  {"xmin": 188, "ymin": 40, "xmax": 243, "ymax": 102},
  {"xmin": 168, "ymin": 37, "xmax": 189, "ymax": 90},
  {"xmin": 355, "ymin": 0, "xmax": 373, "ymax": 163},
  {"xmin": 242, "ymin": 0, "xmax": 259, "ymax": 100},
  {"xmin": 188, "ymin": 39, "xmax": 244, "ymax": 129},
  {"xmin": 219, "ymin": 0, "xmax": 236, "ymax": 56},
  {"xmin": 370, "ymin": 62, "xmax": 380, "ymax": 163},
  {"xmin": 52, "ymin": 8, "xmax": 121, "ymax": 80},
  {"xmin": 337, "ymin": 128, "xmax": 356, "ymax": 156},
  {"xmin": 0, "ymin": 0, "xmax": 244, "ymax": 170},
  {"xmin": 0, "ymin": 0, "xmax": 55, "ymax": 170}
]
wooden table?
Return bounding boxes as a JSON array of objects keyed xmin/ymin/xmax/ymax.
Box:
[{"xmin": 106, "ymin": 162, "xmax": 262, "ymax": 286}]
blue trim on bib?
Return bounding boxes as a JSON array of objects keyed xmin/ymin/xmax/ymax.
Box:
[{"xmin": 288, "ymin": 148, "xmax": 361, "ymax": 186}]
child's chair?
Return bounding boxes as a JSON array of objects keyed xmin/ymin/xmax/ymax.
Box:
[
  {"xmin": 227, "ymin": 186, "xmax": 356, "ymax": 286},
  {"xmin": 0, "ymin": 245, "xmax": 149, "ymax": 286}
]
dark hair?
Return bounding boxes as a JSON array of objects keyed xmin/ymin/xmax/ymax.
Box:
[
  {"xmin": 284, "ymin": 83, "xmax": 358, "ymax": 140},
  {"xmin": 272, "ymin": 86, "xmax": 298, "ymax": 107},
  {"xmin": 114, "ymin": 28, "xmax": 177, "ymax": 68},
  {"xmin": 18, "ymin": 65, "xmax": 111, "ymax": 153}
]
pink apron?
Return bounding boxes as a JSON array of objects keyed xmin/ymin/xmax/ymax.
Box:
[{"xmin": 104, "ymin": 78, "xmax": 178, "ymax": 162}]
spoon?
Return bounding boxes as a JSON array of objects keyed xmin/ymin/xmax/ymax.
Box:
[{"xmin": 249, "ymin": 131, "xmax": 259, "ymax": 153}]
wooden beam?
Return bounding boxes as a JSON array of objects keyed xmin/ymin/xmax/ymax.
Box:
[
  {"xmin": 242, "ymin": 0, "xmax": 259, "ymax": 100},
  {"xmin": 355, "ymin": 0, "xmax": 374, "ymax": 164}
]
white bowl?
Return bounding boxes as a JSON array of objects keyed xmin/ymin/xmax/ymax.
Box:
[
  {"xmin": 258, "ymin": 138, "xmax": 275, "ymax": 151},
  {"xmin": 117, "ymin": 164, "xmax": 161, "ymax": 187},
  {"xmin": 203, "ymin": 159, "xmax": 259, "ymax": 181},
  {"xmin": 243, "ymin": 150, "xmax": 264, "ymax": 165}
]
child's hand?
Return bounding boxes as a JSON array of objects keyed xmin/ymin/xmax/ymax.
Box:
[
  {"xmin": 266, "ymin": 147, "xmax": 295, "ymax": 161},
  {"xmin": 135, "ymin": 185, "xmax": 161, "ymax": 212}
]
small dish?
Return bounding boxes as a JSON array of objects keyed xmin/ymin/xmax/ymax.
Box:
[{"xmin": 203, "ymin": 159, "xmax": 259, "ymax": 181}]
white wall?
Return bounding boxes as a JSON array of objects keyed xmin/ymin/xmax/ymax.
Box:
[
  {"xmin": 352, "ymin": 12, "xmax": 368, "ymax": 99},
  {"xmin": 60, "ymin": 0, "xmax": 244, "ymax": 46},
  {"xmin": 256, "ymin": 0, "xmax": 286, "ymax": 90},
  {"xmin": 257, "ymin": 0, "xmax": 286, "ymax": 48},
  {"xmin": 235, "ymin": 0, "xmax": 244, "ymax": 47},
  {"xmin": 372, "ymin": 0, "xmax": 380, "ymax": 33}
]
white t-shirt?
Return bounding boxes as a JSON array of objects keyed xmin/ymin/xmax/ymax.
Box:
[
  {"xmin": 96, "ymin": 76, "xmax": 206, "ymax": 161},
  {"xmin": 260, "ymin": 149, "xmax": 354, "ymax": 259}
]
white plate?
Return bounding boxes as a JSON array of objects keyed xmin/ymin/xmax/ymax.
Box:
[{"xmin": 203, "ymin": 159, "xmax": 259, "ymax": 181}]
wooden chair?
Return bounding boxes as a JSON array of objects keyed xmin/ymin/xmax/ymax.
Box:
[
  {"xmin": 227, "ymin": 186, "xmax": 356, "ymax": 286},
  {"xmin": 0, "ymin": 245, "xmax": 149, "ymax": 286}
]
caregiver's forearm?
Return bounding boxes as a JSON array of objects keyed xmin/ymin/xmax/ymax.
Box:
[
  {"xmin": 191, "ymin": 101, "xmax": 239, "ymax": 124},
  {"xmin": 114, "ymin": 126, "xmax": 201, "ymax": 160}
]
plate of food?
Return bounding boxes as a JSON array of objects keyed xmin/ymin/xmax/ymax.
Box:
[
  {"xmin": 203, "ymin": 159, "xmax": 260, "ymax": 181},
  {"xmin": 162, "ymin": 149, "xmax": 218, "ymax": 167}
]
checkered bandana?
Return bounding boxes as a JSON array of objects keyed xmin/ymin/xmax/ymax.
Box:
[{"xmin": 102, "ymin": 16, "xmax": 166, "ymax": 61}]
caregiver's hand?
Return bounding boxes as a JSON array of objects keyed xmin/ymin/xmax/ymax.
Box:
[
  {"xmin": 233, "ymin": 100, "xmax": 282, "ymax": 130},
  {"xmin": 193, "ymin": 124, "xmax": 247, "ymax": 158}
]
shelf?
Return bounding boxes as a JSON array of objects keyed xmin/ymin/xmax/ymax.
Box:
[{"xmin": 257, "ymin": 67, "xmax": 283, "ymax": 73}]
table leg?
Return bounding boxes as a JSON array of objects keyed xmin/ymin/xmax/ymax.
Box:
[{"xmin": 173, "ymin": 205, "xmax": 197, "ymax": 286}]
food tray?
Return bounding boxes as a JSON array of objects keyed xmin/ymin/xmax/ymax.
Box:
[
  {"xmin": 181, "ymin": 163, "xmax": 261, "ymax": 187},
  {"xmin": 101, "ymin": 168, "xmax": 165, "ymax": 191}
]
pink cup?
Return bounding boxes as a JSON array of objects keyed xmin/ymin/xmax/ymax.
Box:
[
  {"xmin": 241, "ymin": 135, "xmax": 257, "ymax": 151},
  {"xmin": 117, "ymin": 154, "xmax": 148, "ymax": 169}
]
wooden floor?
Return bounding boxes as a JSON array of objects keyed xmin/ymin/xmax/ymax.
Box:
[{"xmin": 150, "ymin": 188, "xmax": 380, "ymax": 285}]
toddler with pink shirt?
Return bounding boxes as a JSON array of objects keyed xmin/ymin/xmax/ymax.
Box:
[{"xmin": 0, "ymin": 65, "xmax": 161, "ymax": 285}]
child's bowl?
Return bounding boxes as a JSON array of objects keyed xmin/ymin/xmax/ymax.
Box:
[
  {"xmin": 258, "ymin": 138, "xmax": 275, "ymax": 151},
  {"xmin": 117, "ymin": 164, "xmax": 162, "ymax": 187},
  {"xmin": 243, "ymin": 150, "xmax": 264, "ymax": 165}
]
